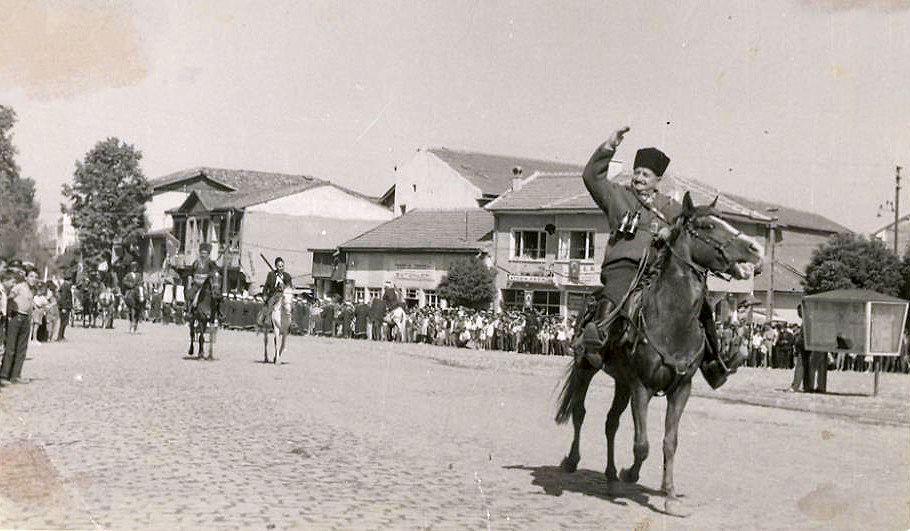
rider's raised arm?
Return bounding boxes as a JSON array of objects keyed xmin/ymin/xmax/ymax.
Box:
[
  {"xmin": 582, "ymin": 127, "xmax": 629, "ymax": 221},
  {"xmin": 582, "ymin": 142, "xmax": 619, "ymax": 215}
]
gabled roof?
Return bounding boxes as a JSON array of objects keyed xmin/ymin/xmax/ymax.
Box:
[
  {"xmin": 485, "ymin": 171, "xmax": 773, "ymax": 222},
  {"xmin": 724, "ymin": 193, "xmax": 850, "ymax": 234},
  {"xmin": 428, "ymin": 148, "xmax": 583, "ymax": 197},
  {"xmin": 803, "ymin": 289, "xmax": 907, "ymax": 303},
  {"xmin": 150, "ymin": 167, "xmax": 316, "ymax": 194},
  {"xmin": 339, "ymin": 209, "xmax": 493, "ymax": 251},
  {"xmin": 166, "ymin": 181, "xmax": 321, "ymax": 213}
]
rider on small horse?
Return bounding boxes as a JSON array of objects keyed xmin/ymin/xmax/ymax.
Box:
[
  {"xmin": 258, "ymin": 257, "xmax": 293, "ymax": 325},
  {"xmin": 121, "ymin": 261, "xmax": 142, "ymax": 297},
  {"xmin": 185, "ymin": 242, "xmax": 220, "ymax": 320},
  {"xmin": 577, "ymin": 126, "xmax": 737, "ymax": 389}
]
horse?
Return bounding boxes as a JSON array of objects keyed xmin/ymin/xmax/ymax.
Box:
[
  {"xmin": 384, "ymin": 305, "xmax": 407, "ymax": 342},
  {"xmin": 98, "ymin": 286, "xmax": 116, "ymax": 329},
  {"xmin": 258, "ymin": 288, "xmax": 293, "ymax": 364},
  {"xmin": 79, "ymin": 281, "xmax": 100, "ymax": 328},
  {"xmin": 123, "ymin": 285, "xmax": 144, "ymax": 334},
  {"xmin": 187, "ymin": 276, "xmax": 220, "ymax": 360},
  {"xmin": 555, "ymin": 192, "xmax": 764, "ymax": 516}
]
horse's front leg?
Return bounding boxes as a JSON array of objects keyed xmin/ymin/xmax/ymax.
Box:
[
  {"xmin": 262, "ymin": 330, "xmax": 270, "ymax": 363},
  {"xmin": 620, "ymin": 383, "xmax": 653, "ymax": 484},
  {"xmin": 605, "ymin": 380, "xmax": 631, "ymax": 483},
  {"xmin": 662, "ymin": 379, "xmax": 693, "ymax": 516},
  {"xmin": 278, "ymin": 332, "xmax": 287, "ymax": 362},
  {"xmin": 197, "ymin": 322, "xmax": 206, "ymax": 359},
  {"xmin": 188, "ymin": 319, "xmax": 195, "ymax": 357}
]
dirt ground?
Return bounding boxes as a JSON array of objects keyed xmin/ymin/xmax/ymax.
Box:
[{"xmin": 0, "ymin": 323, "xmax": 907, "ymax": 530}]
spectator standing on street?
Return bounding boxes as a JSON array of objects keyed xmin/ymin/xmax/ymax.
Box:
[
  {"xmin": 56, "ymin": 274, "xmax": 73, "ymax": 340},
  {"xmin": 353, "ymin": 299, "xmax": 370, "ymax": 339},
  {"xmin": 1, "ymin": 266, "xmax": 38, "ymax": 385}
]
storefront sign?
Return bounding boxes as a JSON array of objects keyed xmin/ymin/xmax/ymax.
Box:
[
  {"xmin": 394, "ymin": 270, "xmax": 434, "ymax": 281},
  {"xmin": 507, "ymin": 273, "xmax": 555, "ymax": 285}
]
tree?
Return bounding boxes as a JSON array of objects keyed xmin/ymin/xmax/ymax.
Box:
[
  {"xmin": 436, "ymin": 257, "xmax": 497, "ymax": 310},
  {"xmin": 0, "ymin": 105, "xmax": 41, "ymax": 259},
  {"xmin": 62, "ymin": 138, "xmax": 151, "ymax": 266},
  {"xmin": 804, "ymin": 233, "xmax": 904, "ymax": 296}
]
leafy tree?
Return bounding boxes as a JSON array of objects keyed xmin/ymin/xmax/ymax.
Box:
[
  {"xmin": 804, "ymin": 233, "xmax": 904, "ymax": 296},
  {"xmin": 0, "ymin": 106, "xmax": 40, "ymax": 259},
  {"xmin": 436, "ymin": 257, "xmax": 497, "ymax": 310},
  {"xmin": 62, "ymin": 138, "xmax": 151, "ymax": 266}
]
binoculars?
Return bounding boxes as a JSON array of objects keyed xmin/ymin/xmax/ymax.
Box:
[{"xmin": 616, "ymin": 210, "xmax": 641, "ymax": 239}]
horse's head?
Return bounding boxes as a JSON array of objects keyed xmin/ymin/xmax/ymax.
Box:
[{"xmin": 666, "ymin": 192, "xmax": 764, "ymax": 280}]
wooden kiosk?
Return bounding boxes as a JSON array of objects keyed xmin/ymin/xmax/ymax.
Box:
[{"xmin": 801, "ymin": 289, "xmax": 908, "ymax": 396}]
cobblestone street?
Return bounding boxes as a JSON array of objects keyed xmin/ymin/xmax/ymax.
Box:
[{"xmin": 0, "ymin": 323, "xmax": 907, "ymax": 530}]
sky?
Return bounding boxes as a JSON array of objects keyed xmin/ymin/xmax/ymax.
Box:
[{"xmin": 1, "ymin": 0, "xmax": 909, "ymax": 234}]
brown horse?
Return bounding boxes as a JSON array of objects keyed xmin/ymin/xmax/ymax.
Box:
[
  {"xmin": 187, "ymin": 276, "xmax": 219, "ymax": 360},
  {"xmin": 555, "ymin": 192, "xmax": 764, "ymax": 516}
]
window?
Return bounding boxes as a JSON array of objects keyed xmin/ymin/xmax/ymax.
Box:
[
  {"xmin": 512, "ymin": 230, "xmax": 547, "ymax": 260},
  {"xmin": 501, "ymin": 289, "xmax": 525, "ymax": 311},
  {"xmin": 558, "ymin": 231, "xmax": 595, "ymax": 261},
  {"xmin": 368, "ymin": 288, "xmax": 382, "ymax": 301},
  {"xmin": 354, "ymin": 287, "xmax": 365, "ymax": 303},
  {"xmin": 173, "ymin": 219, "xmax": 186, "ymax": 252},
  {"xmin": 405, "ymin": 288, "xmax": 419, "ymax": 309},
  {"xmin": 424, "ymin": 289, "xmax": 438, "ymax": 307},
  {"xmin": 532, "ymin": 290, "xmax": 561, "ymax": 315}
]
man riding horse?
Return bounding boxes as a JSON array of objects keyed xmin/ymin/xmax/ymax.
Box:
[
  {"xmin": 185, "ymin": 243, "xmax": 221, "ymax": 321},
  {"xmin": 121, "ymin": 261, "xmax": 144, "ymax": 332},
  {"xmin": 576, "ymin": 126, "xmax": 739, "ymax": 389},
  {"xmin": 259, "ymin": 256, "xmax": 292, "ymax": 322}
]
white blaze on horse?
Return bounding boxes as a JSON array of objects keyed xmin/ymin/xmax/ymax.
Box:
[{"xmin": 259, "ymin": 287, "xmax": 294, "ymax": 364}]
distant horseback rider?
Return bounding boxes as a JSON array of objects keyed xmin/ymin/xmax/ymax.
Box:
[
  {"xmin": 185, "ymin": 242, "xmax": 220, "ymax": 318},
  {"xmin": 577, "ymin": 126, "xmax": 732, "ymax": 389},
  {"xmin": 262, "ymin": 257, "xmax": 293, "ymax": 304},
  {"xmin": 258, "ymin": 257, "xmax": 292, "ymax": 327},
  {"xmin": 121, "ymin": 261, "xmax": 142, "ymax": 294}
]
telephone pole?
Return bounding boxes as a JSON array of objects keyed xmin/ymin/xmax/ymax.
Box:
[{"xmin": 895, "ymin": 166, "xmax": 902, "ymax": 256}]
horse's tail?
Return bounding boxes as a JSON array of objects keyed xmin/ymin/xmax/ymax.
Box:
[{"xmin": 555, "ymin": 360, "xmax": 586, "ymax": 425}]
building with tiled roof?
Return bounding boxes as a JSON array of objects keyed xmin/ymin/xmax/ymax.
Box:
[
  {"xmin": 872, "ymin": 212, "xmax": 910, "ymax": 257},
  {"xmin": 142, "ymin": 167, "xmax": 392, "ymax": 291},
  {"xmin": 391, "ymin": 147, "xmax": 587, "ymax": 216},
  {"xmin": 336, "ymin": 209, "xmax": 493, "ymax": 307}
]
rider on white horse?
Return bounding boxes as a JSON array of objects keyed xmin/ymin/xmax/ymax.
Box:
[{"xmin": 262, "ymin": 257, "xmax": 293, "ymax": 307}]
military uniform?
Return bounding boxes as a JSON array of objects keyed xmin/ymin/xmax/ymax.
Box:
[
  {"xmin": 580, "ymin": 140, "xmax": 728, "ymax": 388},
  {"xmin": 583, "ymin": 143, "xmax": 681, "ymax": 306}
]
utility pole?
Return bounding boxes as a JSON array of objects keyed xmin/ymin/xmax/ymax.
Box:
[
  {"xmin": 895, "ymin": 166, "xmax": 902, "ymax": 256},
  {"xmin": 766, "ymin": 208, "xmax": 779, "ymax": 324}
]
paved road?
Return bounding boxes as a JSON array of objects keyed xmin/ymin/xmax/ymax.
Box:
[{"xmin": 0, "ymin": 323, "xmax": 907, "ymax": 530}]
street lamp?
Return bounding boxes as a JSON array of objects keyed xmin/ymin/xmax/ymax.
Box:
[{"xmin": 766, "ymin": 207, "xmax": 779, "ymax": 324}]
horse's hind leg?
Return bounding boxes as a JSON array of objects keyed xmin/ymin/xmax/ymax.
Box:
[
  {"xmin": 620, "ymin": 383, "xmax": 653, "ymax": 484},
  {"xmin": 662, "ymin": 380, "xmax": 693, "ymax": 516},
  {"xmin": 605, "ymin": 380, "xmax": 631, "ymax": 482},
  {"xmin": 558, "ymin": 363, "xmax": 598, "ymax": 473},
  {"xmin": 262, "ymin": 331, "xmax": 270, "ymax": 363}
]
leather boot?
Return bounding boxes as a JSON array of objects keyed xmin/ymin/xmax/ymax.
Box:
[
  {"xmin": 698, "ymin": 302, "xmax": 733, "ymax": 389},
  {"xmin": 580, "ymin": 299, "xmax": 616, "ymax": 369}
]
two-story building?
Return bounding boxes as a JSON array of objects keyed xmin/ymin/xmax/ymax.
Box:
[{"xmin": 147, "ymin": 167, "xmax": 392, "ymax": 292}]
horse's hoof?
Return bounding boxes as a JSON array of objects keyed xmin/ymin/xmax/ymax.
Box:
[
  {"xmin": 560, "ymin": 455, "xmax": 578, "ymax": 473},
  {"xmin": 664, "ymin": 498, "xmax": 691, "ymax": 517},
  {"xmin": 619, "ymin": 468, "xmax": 638, "ymax": 484},
  {"xmin": 605, "ymin": 468, "xmax": 618, "ymax": 482}
]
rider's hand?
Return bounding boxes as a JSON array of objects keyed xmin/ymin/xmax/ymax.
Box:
[{"xmin": 606, "ymin": 126, "xmax": 630, "ymax": 151}]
